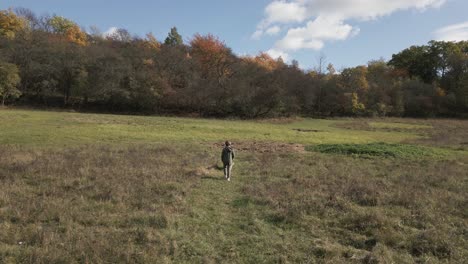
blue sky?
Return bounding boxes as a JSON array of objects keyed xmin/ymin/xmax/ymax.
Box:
[{"xmin": 1, "ymin": 0, "xmax": 467, "ymax": 70}]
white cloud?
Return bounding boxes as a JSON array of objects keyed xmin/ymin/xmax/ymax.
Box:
[
  {"xmin": 265, "ymin": 26, "xmax": 281, "ymax": 36},
  {"xmin": 103, "ymin": 27, "xmax": 118, "ymax": 37},
  {"xmin": 251, "ymin": 30, "xmax": 263, "ymax": 40},
  {"xmin": 255, "ymin": 0, "xmax": 447, "ymax": 54},
  {"xmin": 433, "ymin": 21, "xmax": 468, "ymax": 41},
  {"xmin": 261, "ymin": 0, "xmax": 446, "ymax": 27},
  {"xmin": 252, "ymin": 26, "xmax": 282, "ymax": 40},
  {"xmin": 263, "ymin": 1, "xmax": 307, "ymax": 26},
  {"xmin": 276, "ymin": 16, "xmax": 359, "ymax": 51},
  {"xmin": 266, "ymin": 48, "xmax": 290, "ymax": 61}
]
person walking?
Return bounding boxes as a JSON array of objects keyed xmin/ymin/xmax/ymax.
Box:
[{"xmin": 221, "ymin": 141, "xmax": 235, "ymax": 181}]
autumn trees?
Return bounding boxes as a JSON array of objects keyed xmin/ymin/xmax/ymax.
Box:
[
  {"xmin": 0, "ymin": 8, "xmax": 467, "ymax": 117},
  {"xmin": 0, "ymin": 62, "xmax": 21, "ymax": 106},
  {"xmin": 0, "ymin": 9, "xmax": 26, "ymax": 39}
]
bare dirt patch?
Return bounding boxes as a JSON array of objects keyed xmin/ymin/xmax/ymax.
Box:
[
  {"xmin": 0, "ymin": 148, "xmax": 38, "ymax": 165},
  {"xmin": 208, "ymin": 141, "xmax": 305, "ymax": 154},
  {"xmin": 191, "ymin": 165, "xmax": 220, "ymax": 177},
  {"xmin": 333, "ymin": 120, "xmax": 372, "ymax": 131},
  {"xmin": 11, "ymin": 153, "xmax": 36, "ymax": 165},
  {"xmin": 293, "ymin": 128, "xmax": 322, "ymax": 133},
  {"xmin": 333, "ymin": 120, "xmax": 430, "ymax": 133},
  {"xmin": 68, "ymin": 116, "xmax": 139, "ymax": 125}
]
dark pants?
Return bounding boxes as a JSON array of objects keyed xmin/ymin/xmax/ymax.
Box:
[{"xmin": 223, "ymin": 163, "xmax": 233, "ymax": 179}]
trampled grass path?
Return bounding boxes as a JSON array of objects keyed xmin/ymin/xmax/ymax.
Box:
[
  {"xmin": 172, "ymin": 160, "xmax": 253, "ymax": 262},
  {"xmin": 169, "ymin": 154, "xmax": 317, "ymax": 263}
]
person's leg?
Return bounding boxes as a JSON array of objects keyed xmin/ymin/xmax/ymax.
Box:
[
  {"xmin": 223, "ymin": 164, "xmax": 228, "ymax": 179},
  {"xmin": 227, "ymin": 163, "xmax": 233, "ymax": 181}
]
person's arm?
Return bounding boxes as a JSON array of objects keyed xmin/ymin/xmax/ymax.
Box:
[{"xmin": 232, "ymin": 149, "xmax": 235, "ymax": 160}]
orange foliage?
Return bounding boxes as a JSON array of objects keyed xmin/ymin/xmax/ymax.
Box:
[
  {"xmin": 242, "ymin": 52, "xmax": 281, "ymax": 72},
  {"xmin": 190, "ymin": 34, "xmax": 227, "ymax": 56},
  {"xmin": 65, "ymin": 25, "xmax": 88, "ymax": 46},
  {"xmin": 190, "ymin": 34, "xmax": 232, "ymax": 77}
]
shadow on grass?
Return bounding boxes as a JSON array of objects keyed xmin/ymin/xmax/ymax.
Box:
[
  {"xmin": 207, "ymin": 164, "xmax": 224, "ymax": 171},
  {"xmin": 201, "ymin": 175, "xmax": 224, "ymax": 181}
]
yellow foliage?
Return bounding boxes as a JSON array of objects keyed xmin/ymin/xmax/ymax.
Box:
[
  {"xmin": 143, "ymin": 59, "xmax": 154, "ymax": 66},
  {"xmin": 144, "ymin": 33, "xmax": 161, "ymax": 51},
  {"xmin": 351, "ymin": 92, "xmax": 366, "ymax": 114},
  {"xmin": 435, "ymin": 87, "xmax": 446, "ymax": 97},
  {"xmin": 0, "ymin": 9, "xmax": 27, "ymax": 39}
]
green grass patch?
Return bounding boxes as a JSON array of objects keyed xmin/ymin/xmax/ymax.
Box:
[
  {"xmin": 231, "ymin": 197, "xmax": 252, "ymax": 208},
  {"xmin": 307, "ymin": 142, "xmax": 445, "ymax": 159},
  {"xmin": 0, "ymin": 109, "xmax": 424, "ymax": 146}
]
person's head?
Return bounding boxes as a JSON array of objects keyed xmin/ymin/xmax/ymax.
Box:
[{"xmin": 225, "ymin": 141, "xmax": 231, "ymax": 146}]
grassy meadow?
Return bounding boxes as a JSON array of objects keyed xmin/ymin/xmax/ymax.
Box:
[{"xmin": 0, "ymin": 109, "xmax": 467, "ymax": 263}]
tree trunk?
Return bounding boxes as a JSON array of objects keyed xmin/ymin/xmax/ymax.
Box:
[{"xmin": 64, "ymin": 84, "xmax": 70, "ymax": 106}]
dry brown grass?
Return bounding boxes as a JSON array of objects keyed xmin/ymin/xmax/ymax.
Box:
[
  {"xmin": 240, "ymin": 152, "xmax": 468, "ymax": 262},
  {"xmin": 0, "ymin": 144, "xmax": 212, "ymax": 263},
  {"xmin": 409, "ymin": 119, "xmax": 468, "ymax": 150},
  {"xmin": 1, "ymin": 143, "xmax": 467, "ymax": 263}
]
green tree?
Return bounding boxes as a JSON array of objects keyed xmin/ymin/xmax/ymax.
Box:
[
  {"xmin": 164, "ymin": 27, "xmax": 183, "ymax": 46},
  {"xmin": 389, "ymin": 41, "xmax": 467, "ymax": 85},
  {"xmin": 48, "ymin": 15, "xmax": 75, "ymax": 34},
  {"xmin": 0, "ymin": 62, "xmax": 21, "ymax": 106},
  {"xmin": 389, "ymin": 45, "xmax": 436, "ymax": 83},
  {"xmin": 447, "ymin": 52, "xmax": 468, "ymax": 111}
]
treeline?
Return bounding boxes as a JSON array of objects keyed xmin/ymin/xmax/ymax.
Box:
[{"xmin": 0, "ymin": 8, "xmax": 467, "ymax": 117}]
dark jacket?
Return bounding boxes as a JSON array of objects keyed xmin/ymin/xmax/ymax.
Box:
[{"xmin": 221, "ymin": 146, "xmax": 235, "ymax": 165}]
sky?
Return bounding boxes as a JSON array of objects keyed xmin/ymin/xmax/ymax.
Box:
[{"xmin": 1, "ymin": 0, "xmax": 467, "ymax": 70}]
